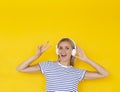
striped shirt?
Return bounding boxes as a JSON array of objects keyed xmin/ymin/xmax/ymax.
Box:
[{"xmin": 39, "ymin": 61, "xmax": 86, "ymax": 92}]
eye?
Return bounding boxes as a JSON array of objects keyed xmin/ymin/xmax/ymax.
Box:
[
  {"xmin": 59, "ymin": 47, "xmax": 63, "ymax": 50},
  {"xmin": 65, "ymin": 47, "xmax": 69, "ymax": 50}
]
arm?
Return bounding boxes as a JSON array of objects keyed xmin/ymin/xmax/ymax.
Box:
[
  {"xmin": 16, "ymin": 41, "xmax": 51, "ymax": 73},
  {"xmin": 75, "ymin": 46, "xmax": 109, "ymax": 80},
  {"xmin": 83, "ymin": 58, "xmax": 109, "ymax": 79},
  {"xmin": 16, "ymin": 55, "xmax": 41, "ymax": 73}
]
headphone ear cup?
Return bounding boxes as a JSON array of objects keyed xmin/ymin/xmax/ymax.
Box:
[
  {"xmin": 56, "ymin": 48, "xmax": 58, "ymax": 55},
  {"xmin": 72, "ymin": 49, "xmax": 76, "ymax": 56},
  {"xmin": 56, "ymin": 45, "xmax": 59, "ymax": 55}
]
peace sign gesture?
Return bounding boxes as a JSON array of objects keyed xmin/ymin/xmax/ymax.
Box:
[{"xmin": 35, "ymin": 41, "xmax": 51, "ymax": 57}]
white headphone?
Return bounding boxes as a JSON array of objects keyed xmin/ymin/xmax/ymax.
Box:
[{"xmin": 56, "ymin": 38, "xmax": 76, "ymax": 56}]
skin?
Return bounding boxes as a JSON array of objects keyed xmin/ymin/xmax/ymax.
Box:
[
  {"xmin": 16, "ymin": 41, "xmax": 109, "ymax": 80},
  {"xmin": 57, "ymin": 41, "xmax": 73, "ymax": 66}
]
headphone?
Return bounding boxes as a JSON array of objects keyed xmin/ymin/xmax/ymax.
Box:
[{"xmin": 56, "ymin": 38, "xmax": 76, "ymax": 56}]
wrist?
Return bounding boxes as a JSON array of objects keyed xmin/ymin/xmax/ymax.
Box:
[
  {"xmin": 34, "ymin": 55, "xmax": 40, "ymax": 58},
  {"xmin": 84, "ymin": 58, "xmax": 91, "ymax": 62}
]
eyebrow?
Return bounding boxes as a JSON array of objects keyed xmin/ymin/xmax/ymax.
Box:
[{"xmin": 59, "ymin": 46, "xmax": 70, "ymax": 48}]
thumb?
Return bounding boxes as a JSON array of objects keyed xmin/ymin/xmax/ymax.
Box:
[{"xmin": 74, "ymin": 56, "xmax": 80, "ymax": 59}]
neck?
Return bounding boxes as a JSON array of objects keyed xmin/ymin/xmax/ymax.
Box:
[{"xmin": 59, "ymin": 60, "xmax": 71, "ymax": 66}]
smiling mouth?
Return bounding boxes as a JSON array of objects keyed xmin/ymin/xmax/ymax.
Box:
[{"xmin": 61, "ymin": 54, "xmax": 67, "ymax": 57}]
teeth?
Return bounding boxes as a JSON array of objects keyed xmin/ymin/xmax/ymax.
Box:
[{"xmin": 61, "ymin": 55, "xmax": 67, "ymax": 57}]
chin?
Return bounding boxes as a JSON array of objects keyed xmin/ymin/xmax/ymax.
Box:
[{"xmin": 59, "ymin": 58, "xmax": 69, "ymax": 62}]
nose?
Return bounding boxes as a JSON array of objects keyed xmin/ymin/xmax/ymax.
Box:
[{"xmin": 61, "ymin": 49, "xmax": 66, "ymax": 54}]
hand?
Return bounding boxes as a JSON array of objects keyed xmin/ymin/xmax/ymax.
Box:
[
  {"xmin": 35, "ymin": 41, "xmax": 51, "ymax": 57},
  {"xmin": 74, "ymin": 45, "xmax": 89, "ymax": 62}
]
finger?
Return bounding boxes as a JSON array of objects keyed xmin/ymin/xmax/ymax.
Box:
[
  {"xmin": 44, "ymin": 45, "xmax": 52, "ymax": 50},
  {"xmin": 43, "ymin": 41, "xmax": 49, "ymax": 47},
  {"xmin": 38, "ymin": 46, "xmax": 41, "ymax": 49},
  {"xmin": 76, "ymin": 46, "xmax": 86, "ymax": 57},
  {"xmin": 38, "ymin": 45, "xmax": 43, "ymax": 49},
  {"xmin": 41, "ymin": 45, "xmax": 52, "ymax": 53},
  {"xmin": 76, "ymin": 46, "xmax": 82, "ymax": 54},
  {"xmin": 76, "ymin": 45, "xmax": 81, "ymax": 51},
  {"xmin": 77, "ymin": 46, "xmax": 84, "ymax": 54}
]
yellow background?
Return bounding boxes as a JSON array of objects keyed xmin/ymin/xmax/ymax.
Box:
[{"xmin": 0, "ymin": 0, "xmax": 120, "ymax": 92}]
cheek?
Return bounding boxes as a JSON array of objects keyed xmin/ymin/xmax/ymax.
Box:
[{"xmin": 68, "ymin": 50, "xmax": 72, "ymax": 54}]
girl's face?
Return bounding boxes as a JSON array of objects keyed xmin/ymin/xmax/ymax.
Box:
[{"xmin": 58, "ymin": 41, "xmax": 73, "ymax": 62}]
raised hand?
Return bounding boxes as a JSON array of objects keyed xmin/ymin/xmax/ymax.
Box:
[
  {"xmin": 74, "ymin": 45, "xmax": 89, "ymax": 62},
  {"xmin": 35, "ymin": 41, "xmax": 51, "ymax": 57}
]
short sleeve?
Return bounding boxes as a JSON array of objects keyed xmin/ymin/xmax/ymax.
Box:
[
  {"xmin": 78, "ymin": 69, "xmax": 86, "ymax": 81},
  {"xmin": 39, "ymin": 61, "xmax": 50, "ymax": 74}
]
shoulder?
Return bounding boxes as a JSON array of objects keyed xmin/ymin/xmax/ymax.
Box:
[
  {"xmin": 71, "ymin": 67, "xmax": 86, "ymax": 73},
  {"xmin": 71, "ymin": 67, "xmax": 86, "ymax": 80},
  {"xmin": 39, "ymin": 61, "xmax": 57, "ymax": 73},
  {"xmin": 39, "ymin": 61, "xmax": 57, "ymax": 66}
]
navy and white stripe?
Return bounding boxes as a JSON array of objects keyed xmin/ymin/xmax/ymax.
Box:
[{"xmin": 39, "ymin": 61, "xmax": 86, "ymax": 92}]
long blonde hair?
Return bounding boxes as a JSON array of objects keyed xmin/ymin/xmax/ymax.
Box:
[{"xmin": 57, "ymin": 38, "xmax": 76, "ymax": 66}]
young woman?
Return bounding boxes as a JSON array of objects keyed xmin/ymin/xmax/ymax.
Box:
[{"xmin": 16, "ymin": 38, "xmax": 109, "ymax": 92}]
